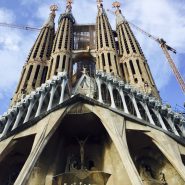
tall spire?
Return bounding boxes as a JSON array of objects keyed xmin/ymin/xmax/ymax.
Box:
[
  {"xmin": 113, "ymin": 1, "xmax": 160, "ymax": 98},
  {"xmin": 47, "ymin": 0, "xmax": 75, "ymax": 80},
  {"xmin": 96, "ymin": 0, "xmax": 121, "ymax": 77},
  {"xmin": 11, "ymin": 6, "xmax": 57, "ymax": 106}
]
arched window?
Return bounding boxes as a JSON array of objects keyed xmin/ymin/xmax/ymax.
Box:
[
  {"xmin": 129, "ymin": 60, "xmax": 136, "ymax": 75},
  {"xmin": 40, "ymin": 66, "xmax": 48, "ymax": 85},
  {"xmin": 62, "ymin": 55, "xmax": 66, "ymax": 71},
  {"xmin": 102, "ymin": 53, "xmax": 106, "ymax": 68},
  {"xmin": 24, "ymin": 65, "xmax": 33, "ymax": 89},
  {"xmin": 108, "ymin": 53, "xmax": 111, "ymax": 66},
  {"xmin": 32, "ymin": 65, "xmax": 40, "ymax": 88},
  {"xmin": 55, "ymin": 55, "xmax": 60, "ymax": 75},
  {"xmin": 136, "ymin": 59, "xmax": 142, "ymax": 75}
]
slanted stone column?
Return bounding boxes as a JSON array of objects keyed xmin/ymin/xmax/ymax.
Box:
[
  {"xmin": 119, "ymin": 90, "xmax": 129, "ymax": 114},
  {"xmin": 131, "ymin": 96, "xmax": 142, "ymax": 119}
]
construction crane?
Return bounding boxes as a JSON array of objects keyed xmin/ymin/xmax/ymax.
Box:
[
  {"xmin": 0, "ymin": 22, "xmax": 41, "ymax": 31},
  {"xmin": 107, "ymin": 8, "xmax": 185, "ymax": 94}
]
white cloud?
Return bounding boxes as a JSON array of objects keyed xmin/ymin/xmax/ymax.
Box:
[{"xmin": 0, "ymin": 8, "xmax": 15, "ymax": 23}]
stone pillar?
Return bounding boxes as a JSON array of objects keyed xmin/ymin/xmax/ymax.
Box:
[
  {"xmin": 12, "ymin": 107, "xmax": 24, "ymax": 130},
  {"xmin": 35, "ymin": 92, "xmax": 46, "ymax": 117},
  {"xmin": 107, "ymin": 83, "xmax": 116, "ymax": 109},
  {"xmin": 119, "ymin": 90, "xmax": 129, "ymax": 114},
  {"xmin": 96, "ymin": 77, "xmax": 103, "ymax": 103},
  {"xmin": 141, "ymin": 102, "xmax": 155, "ymax": 125},
  {"xmin": 47, "ymin": 83, "xmax": 57, "ymax": 111},
  {"xmin": 131, "ymin": 96, "xmax": 142, "ymax": 119},
  {"xmin": 168, "ymin": 118, "xmax": 180, "ymax": 136},
  {"xmin": 24, "ymin": 99, "xmax": 35, "ymax": 123},
  {"xmin": 59, "ymin": 79, "xmax": 67, "ymax": 104},
  {"xmin": 152, "ymin": 109, "xmax": 168, "ymax": 131},
  {"xmin": 1, "ymin": 114, "xmax": 13, "ymax": 137}
]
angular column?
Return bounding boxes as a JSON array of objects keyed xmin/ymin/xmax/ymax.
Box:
[
  {"xmin": 59, "ymin": 79, "xmax": 68, "ymax": 104},
  {"xmin": 47, "ymin": 82, "xmax": 57, "ymax": 111},
  {"xmin": 119, "ymin": 90, "xmax": 129, "ymax": 114}
]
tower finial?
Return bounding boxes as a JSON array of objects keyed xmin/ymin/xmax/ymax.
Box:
[
  {"xmin": 50, "ymin": 4, "xmax": 58, "ymax": 16},
  {"xmin": 66, "ymin": 0, "xmax": 73, "ymax": 12},
  {"xmin": 97, "ymin": 0, "xmax": 103, "ymax": 8},
  {"xmin": 112, "ymin": 1, "xmax": 121, "ymax": 9}
]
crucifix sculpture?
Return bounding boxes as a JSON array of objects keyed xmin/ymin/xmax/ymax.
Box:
[{"xmin": 76, "ymin": 137, "xmax": 88, "ymax": 169}]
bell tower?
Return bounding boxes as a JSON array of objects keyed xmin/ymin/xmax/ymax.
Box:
[
  {"xmin": 47, "ymin": 0, "xmax": 75, "ymax": 80},
  {"xmin": 96, "ymin": 0, "xmax": 121, "ymax": 77},
  {"xmin": 113, "ymin": 2, "xmax": 160, "ymax": 98},
  {"xmin": 11, "ymin": 5, "xmax": 57, "ymax": 105}
]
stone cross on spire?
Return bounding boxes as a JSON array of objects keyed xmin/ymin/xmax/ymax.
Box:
[
  {"xmin": 50, "ymin": 4, "xmax": 58, "ymax": 16},
  {"xmin": 113, "ymin": 1, "xmax": 122, "ymax": 15},
  {"xmin": 43, "ymin": 5, "xmax": 58, "ymax": 28},
  {"xmin": 97, "ymin": 0, "xmax": 103, "ymax": 8}
]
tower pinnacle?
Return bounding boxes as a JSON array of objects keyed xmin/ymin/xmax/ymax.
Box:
[
  {"xmin": 50, "ymin": 4, "xmax": 58, "ymax": 16},
  {"xmin": 66, "ymin": 0, "xmax": 73, "ymax": 13},
  {"xmin": 114, "ymin": 2, "xmax": 160, "ymax": 98},
  {"xmin": 112, "ymin": 1, "xmax": 121, "ymax": 9},
  {"xmin": 97, "ymin": 0, "xmax": 103, "ymax": 6}
]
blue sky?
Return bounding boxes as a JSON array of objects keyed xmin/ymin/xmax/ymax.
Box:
[{"xmin": 0, "ymin": 0, "xmax": 184, "ymax": 115}]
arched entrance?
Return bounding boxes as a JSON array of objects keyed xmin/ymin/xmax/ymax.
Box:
[
  {"xmin": 0, "ymin": 135, "xmax": 35, "ymax": 185},
  {"xmin": 126, "ymin": 130, "xmax": 185, "ymax": 185},
  {"xmin": 26, "ymin": 108, "xmax": 132, "ymax": 185}
]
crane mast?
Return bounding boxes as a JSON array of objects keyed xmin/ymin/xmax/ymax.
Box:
[{"xmin": 160, "ymin": 42, "xmax": 185, "ymax": 93}]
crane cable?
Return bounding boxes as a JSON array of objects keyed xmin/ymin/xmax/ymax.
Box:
[{"xmin": 0, "ymin": 22, "xmax": 41, "ymax": 31}]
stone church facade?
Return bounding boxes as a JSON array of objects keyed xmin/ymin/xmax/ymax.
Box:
[{"xmin": 0, "ymin": 1, "xmax": 185, "ymax": 185}]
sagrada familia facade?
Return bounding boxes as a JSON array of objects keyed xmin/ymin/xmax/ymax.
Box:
[{"xmin": 0, "ymin": 0, "xmax": 185, "ymax": 185}]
